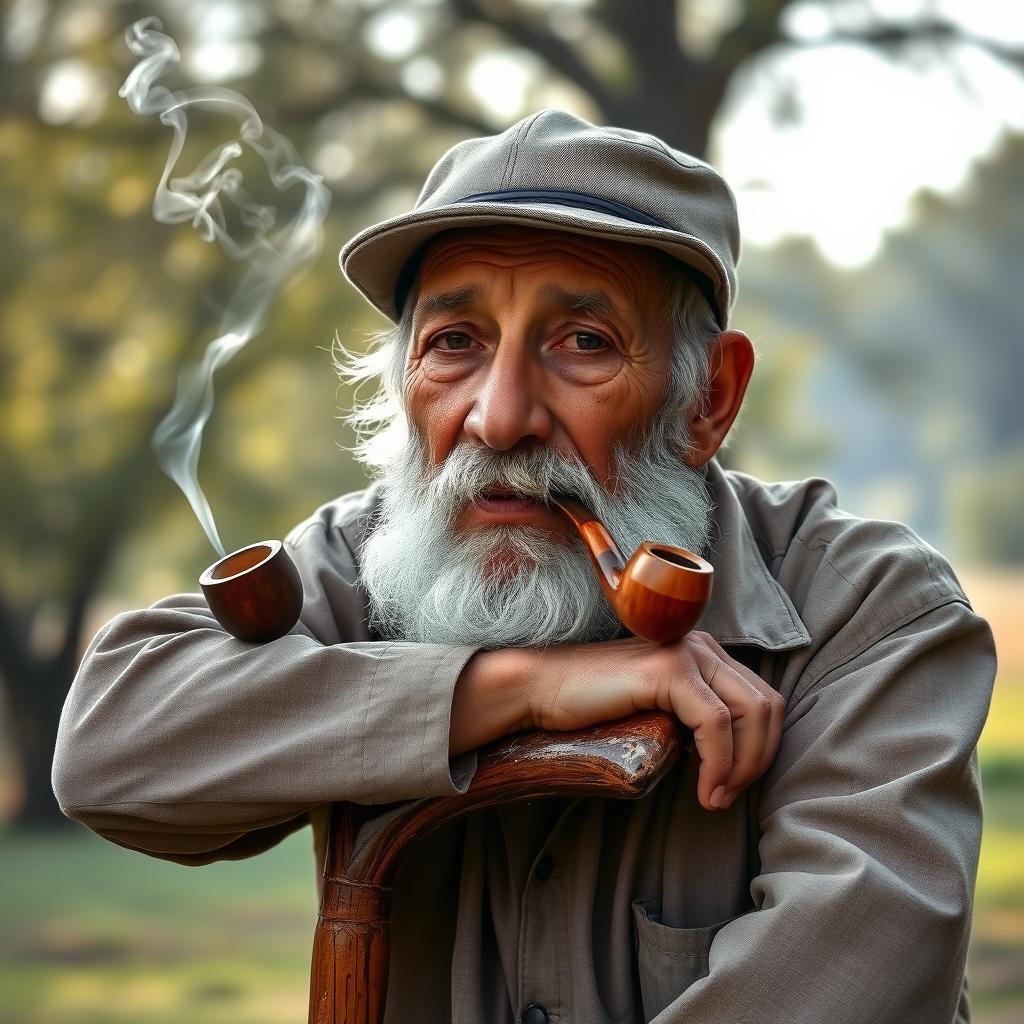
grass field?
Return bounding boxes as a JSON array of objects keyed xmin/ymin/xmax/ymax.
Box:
[
  {"xmin": 2, "ymin": 569, "xmax": 1021, "ymax": 1023},
  {"xmin": 1, "ymin": 827, "xmax": 318, "ymax": 1024},
  {"xmin": 2, "ymin": 750, "xmax": 1020, "ymax": 1023},
  {"xmin": 965, "ymin": 659, "xmax": 1024, "ymax": 1022}
]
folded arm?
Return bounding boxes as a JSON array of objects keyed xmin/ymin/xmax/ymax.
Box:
[{"xmin": 52, "ymin": 594, "xmax": 486, "ymax": 861}]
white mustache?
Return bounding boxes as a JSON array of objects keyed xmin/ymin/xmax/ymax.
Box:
[{"xmin": 422, "ymin": 441, "xmax": 608, "ymax": 523}]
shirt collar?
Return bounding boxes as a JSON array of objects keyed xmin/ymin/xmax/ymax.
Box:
[{"xmin": 696, "ymin": 458, "xmax": 812, "ymax": 652}]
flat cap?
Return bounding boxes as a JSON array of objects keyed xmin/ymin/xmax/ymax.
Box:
[{"xmin": 340, "ymin": 109, "xmax": 740, "ymax": 328}]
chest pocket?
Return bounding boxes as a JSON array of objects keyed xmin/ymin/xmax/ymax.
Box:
[{"xmin": 631, "ymin": 899, "xmax": 736, "ymax": 1021}]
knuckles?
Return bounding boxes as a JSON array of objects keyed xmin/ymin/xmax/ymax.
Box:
[
  {"xmin": 706, "ymin": 704, "xmax": 733, "ymax": 732},
  {"xmin": 686, "ymin": 630, "xmax": 715, "ymax": 651}
]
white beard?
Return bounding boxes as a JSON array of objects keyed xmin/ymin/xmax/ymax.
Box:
[{"xmin": 358, "ymin": 416, "xmax": 716, "ymax": 649}]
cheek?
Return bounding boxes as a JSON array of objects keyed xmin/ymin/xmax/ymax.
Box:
[
  {"xmin": 605, "ymin": 360, "xmax": 668, "ymax": 433},
  {"xmin": 406, "ymin": 371, "xmax": 473, "ymax": 466},
  {"xmin": 556, "ymin": 371, "xmax": 667, "ymax": 483}
]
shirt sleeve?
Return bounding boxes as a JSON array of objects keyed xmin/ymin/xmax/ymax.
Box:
[
  {"xmin": 50, "ymin": 514, "xmax": 480, "ymax": 865},
  {"xmin": 656, "ymin": 595, "xmax": 996, "ymax": 1024}
]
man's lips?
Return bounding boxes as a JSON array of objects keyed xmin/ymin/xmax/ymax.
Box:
[
  {"xmin": 462, "ymin": 487, "xmax": 564, "ymax": 527},
  {"xmin": 475, "ymin": 488, "xmax": 546, "ymax": 513},
  {"xmin": 477, "ymin": 483, "xmax": 548, "ymax": 507}
]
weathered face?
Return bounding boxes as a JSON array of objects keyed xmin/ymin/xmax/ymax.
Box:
[{"xmin": 406, "ymin": 225, "xmax": 677, "ymax": 539}]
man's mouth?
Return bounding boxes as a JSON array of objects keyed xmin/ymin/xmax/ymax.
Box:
[
  {"xmin": 456, "ymin": 482, "xmax": 575, "ymax": 535},
  {"xmin": 462, "ymin": 485, "xmax": 561, "ymax": 525},
  {"xmin": 475, "ymin": 486, "xmax": 545, "ymax": 510}
]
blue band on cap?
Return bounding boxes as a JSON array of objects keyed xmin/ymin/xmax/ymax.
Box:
[
  {"xmin": 394, "ymin": 189, "xmax": 718, "ymax": 322},
  {"xmin": 457, "ymin": 189, "xmax": 671, "ymax": 229}
]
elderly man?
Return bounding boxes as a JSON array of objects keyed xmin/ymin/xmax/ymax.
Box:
[{"xmin": 53, "ymin": 111, "xmax": 994, "ymax": 1023}]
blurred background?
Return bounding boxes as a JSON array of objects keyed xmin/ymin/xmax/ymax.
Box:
[{"xmin": 1, "ymin": 0, "xmax": 1022, "ymax": 1020}]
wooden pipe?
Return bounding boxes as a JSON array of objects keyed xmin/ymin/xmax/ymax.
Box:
[
  {"xmin": 551, "ymin": 496, "xmax": 713, "ymax": 643},
  {"xmin": 200, "ymin": 539, "xmax": 303, "ymax": 642}
]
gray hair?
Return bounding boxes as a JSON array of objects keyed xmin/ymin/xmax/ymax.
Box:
[{"xmin": 333, "ymin": 259, "xmax": 723, "ymax": 469}]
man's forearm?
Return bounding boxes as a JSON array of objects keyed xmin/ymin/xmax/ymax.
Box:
[
  {"xmin": 449, "ymin": 648, "xmax": 538, "ymax": 756},
  {"xmin": 52, "ymin": 594, "xmax": 482, "ymax": 860},
  {"xmin": 448, "ymin": 634, "xmax": 786, "ymax": 813}
]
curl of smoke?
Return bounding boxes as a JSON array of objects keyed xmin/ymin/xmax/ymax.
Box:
[{"xmin": 120, "ymin": 17, "xmax": 331, "ymax": 556}]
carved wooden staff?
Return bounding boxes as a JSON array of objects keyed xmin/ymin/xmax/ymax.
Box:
[
  {"xmin": 199, "ymin": 499, "xmax": 713, "ymax": 1024},
  {"xmin": 309, "ymin": 712, "xmax": 687, "ymax": 1024}
]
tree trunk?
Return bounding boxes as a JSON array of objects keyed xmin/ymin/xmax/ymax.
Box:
[
  {"xmin": 5, "ymin": 652, "xmax": 79, "ymax": 827},
  {"xmin": 606, "ymin": 92, "xmax": 713, "ymax": 161}
]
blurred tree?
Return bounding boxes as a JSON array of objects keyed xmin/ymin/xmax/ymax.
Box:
[
  {"xmin": 233, "ymin": 0, "xmax": 1024, "ymax": 166},
  {"xmin": 0, "ymin": 0, "xmax": 1020, "ymax": 825},
  {"xmin": 0, "ymin": 2, "xmax": 374, "ymax": 825},
  {"xmin": 733, "ymin": 131, "xmax": 1024, "ymax": 553}
]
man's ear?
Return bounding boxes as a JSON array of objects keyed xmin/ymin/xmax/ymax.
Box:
[{"xmin": 683, "ymin": 330, "xmax": 755, "ymax": 468}]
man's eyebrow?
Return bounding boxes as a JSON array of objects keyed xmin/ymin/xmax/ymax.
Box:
[
  {"xmin": 413, "ymin": 285, "xmax": 484, "ymax": 319},
  {"xmin": 540, "ymin": 285, "xmax": 628, "ymax": 322}
]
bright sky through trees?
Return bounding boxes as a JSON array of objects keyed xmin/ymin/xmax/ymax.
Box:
[
  {"xmin": 716, "ymin": 30, "xmax": 1024, "ymax": 266},
  {"xmin": 23, "ymin": 0, "xmax": 1024, "ymax": 269}
]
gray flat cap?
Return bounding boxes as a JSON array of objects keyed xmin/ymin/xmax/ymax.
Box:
[{"xmin": 339, "ymin": 109, "xmax": 740, "ymax": 328}]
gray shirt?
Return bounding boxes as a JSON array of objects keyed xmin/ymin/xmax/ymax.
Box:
[{"xmin": 52, "ymin": 458, "xmax": 996, "ymax": 1023}]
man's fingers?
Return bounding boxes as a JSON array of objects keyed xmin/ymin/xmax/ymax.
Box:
[
  {"xmin": 693, "ymin": 633, "xmax": 786, "ymax": 777},
  {"xmin": 690, "ymin": 646, "xmax": 775, "ymax": 799},
  {"xmin": 664, "ymin": 672, "xmax": 734, "ymax": 811}
]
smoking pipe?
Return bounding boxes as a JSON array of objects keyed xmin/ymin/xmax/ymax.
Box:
[
  {"xmin": 200, "ymin": 540, "xmax": 303, "ymax": 643},
  {"xmin": 551, "ymin": 496, "xmax": 713, "ymax": 644},
  {"xmin": 197, "ymin": 499, "xmax": 712, "ymax": 646}
]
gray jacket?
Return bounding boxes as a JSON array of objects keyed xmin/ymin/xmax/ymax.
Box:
[{"xmin": 52, "ymin": 458, "xmax": 996, "ymax": 1023}]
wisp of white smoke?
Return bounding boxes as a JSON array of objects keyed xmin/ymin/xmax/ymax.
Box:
[{"xmin": 119, "ymin": 17, "xmax": 331, "ymax": 556}]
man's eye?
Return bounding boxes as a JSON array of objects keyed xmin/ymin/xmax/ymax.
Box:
[
  {"xmin": 570, "ymin": 332, "xmax": 607, "ymax": 352},
  {"xmin": 432, "ymin": 332, "xmax": 473, "ymax": 351}
]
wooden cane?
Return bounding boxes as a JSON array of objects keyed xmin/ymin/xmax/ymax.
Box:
[
  {"xmin": 305, "ymin": 497, "xmax": 712, "ymax": 1023},
  {"xmin": 308, "ymin": 711, "xmax": 687, "ymax": 1024}
]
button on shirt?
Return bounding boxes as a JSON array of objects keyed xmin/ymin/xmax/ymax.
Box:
[{"xmin": 53, "ymin": 458, "xmax": 995, "ymax": 1024}]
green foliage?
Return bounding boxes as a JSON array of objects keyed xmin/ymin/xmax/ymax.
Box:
[{"xmin": 0, "ymin": 115, "xmax": 376, "ymax": 612}]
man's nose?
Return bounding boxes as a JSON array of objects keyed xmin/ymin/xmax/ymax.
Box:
[{"xmin": 463, "ymin": 342, "xmax": 553, "ymax": 451}]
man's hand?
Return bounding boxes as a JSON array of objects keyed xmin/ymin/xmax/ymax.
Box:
[
  {"xmin": 529, "ymin": 632, "xmax": 784, "ymax": 810},
  {"xmin": 450, "ymin": 632, "xmax": 785, "ymax": 812}
]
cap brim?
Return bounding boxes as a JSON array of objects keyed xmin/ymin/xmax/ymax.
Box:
[{"xmin": 339, "ymin": 201, "xmax": 731, "ymax": 328}]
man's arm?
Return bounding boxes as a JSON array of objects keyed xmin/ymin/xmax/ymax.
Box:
[
  {"xmin": 53, "ymin": 598, "xmax": 781, "ymax": 862},
  {"xmin": 51, "ymin": 590, "xmax": 483, "ymax": 862},
  {"xmin": 52, "ymin": 501, "xmax": 783, "ymax": 863},
  {"xmin": 456, "ymin": 633, "xmax": 786, "ymax": 812},
  {"xmin": 648, "ymin": 596, "xmax": 995, "ymax": 1024}
]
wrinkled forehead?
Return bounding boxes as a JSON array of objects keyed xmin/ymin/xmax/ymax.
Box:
[{"xmin": 412, "ymin": 225, "xmax": 675, "ymax": 312}]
